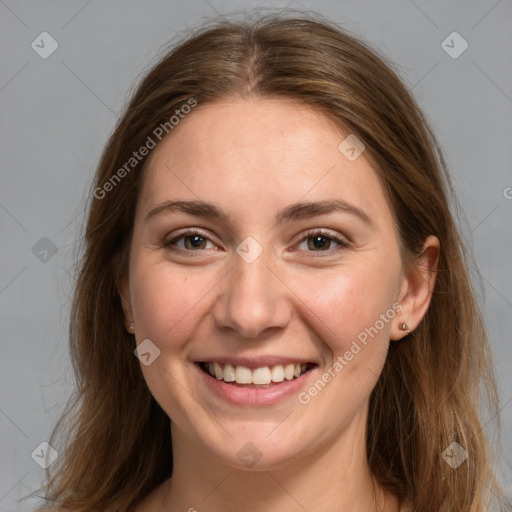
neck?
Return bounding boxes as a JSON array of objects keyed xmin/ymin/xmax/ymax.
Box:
[{"xmin": 148, "ymin": 409, "xmax": 398, "ymax": 512}]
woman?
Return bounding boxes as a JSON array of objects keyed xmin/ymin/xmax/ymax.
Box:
[{"xmin": 41, "ymin": 12, "xmax": 506, "ymax": 512}]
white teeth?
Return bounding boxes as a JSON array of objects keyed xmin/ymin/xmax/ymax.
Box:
[
  {"xmin": 214, "ymin": 362, "xmax": 223, "ymax": 380},
  {"xmin": 252, "ymin": 366, "xmax": 271, "ymax": 385},
  {"xmin": 284, "ymin": 363, "xmax": 295, "ymax": 381},
  {"xmin": 203, "ymin": 362, "xmax": 310, "ymax": 384},
  {"xmin": 223, "ymin": 363, "xmax": 236, "ymax": 382},
  {"xmin": 270, "ymin": 365, "xmax": 285, "ymax": 383},
  {"xmin": 235, "ymin": 365, "xmax": 252, "ymax": 384}
]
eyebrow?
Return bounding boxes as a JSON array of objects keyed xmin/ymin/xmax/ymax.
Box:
[{"xmin": 144, "ymin": 199, "xmax": 373, "ymax": 227}]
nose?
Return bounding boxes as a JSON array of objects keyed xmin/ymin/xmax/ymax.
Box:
[{"xmin": 213, "ymin": 251, "xmax": 291, "ymax": 339}]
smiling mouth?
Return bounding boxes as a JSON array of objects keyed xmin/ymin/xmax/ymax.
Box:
[{"xmin": 197, "ymin": 361, "xmax": 315, "ymax": 388}]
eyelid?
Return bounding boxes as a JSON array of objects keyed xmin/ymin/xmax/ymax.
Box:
[
  {"xmin": 164, "ymin": 228, "xmax": 219, "ymax": 253},
  {"xmin": 294, "ymin": 228, "xmax": 350, "ymax": 254},
  {"xmin": 299, "ymin": 227, "xmax": 350, "ymax": 243}
]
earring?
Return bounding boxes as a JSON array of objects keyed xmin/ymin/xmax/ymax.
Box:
[
  {"xmin": 399, "ymin": 322, "xmax": 409, "ymax": 331},
  {"xmin": 128, "ymin": 322, "xmax": 135, "ymax": 332}
]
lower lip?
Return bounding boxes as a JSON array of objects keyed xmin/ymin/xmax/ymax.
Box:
[{"xmin": 195, "ymin": 364, "xmax": 316, "ymax": 406}]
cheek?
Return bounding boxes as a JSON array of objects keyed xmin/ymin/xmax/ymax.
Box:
[
  {"xmin": 130, "ymin": 262, "xmax": 214, "ymax": 348},
  {"xmin": 129, "ymin": 262, "xmax": 217, "ymax": 423},
  {"xmin": 294, "ymin": 263, "xmax": 400, "ymax": 418},
  {"xmin": 298, "ymin": 258, "xmax": 400, "ymax": 356}
]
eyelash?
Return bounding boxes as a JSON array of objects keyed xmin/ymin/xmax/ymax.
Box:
[{"xmin": 164, "ymin": 228, "xmax": 350, "ymax": 257}]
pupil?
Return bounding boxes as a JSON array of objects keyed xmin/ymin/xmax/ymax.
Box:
[
  {"xmin": 309, "ymin": 236, "xmax": 329, "ymax": 250},
  {"xmin": 187, "ymin": 235, "xmax": 204, "ymax": 249}
]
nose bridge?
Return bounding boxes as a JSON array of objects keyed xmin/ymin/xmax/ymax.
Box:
[{"xmin": 214, "ymin": 248, "xmax": 290, "ymax": 338}]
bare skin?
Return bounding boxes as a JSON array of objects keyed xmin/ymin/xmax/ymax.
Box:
[{"xmin": 120, "ymin": 98, "xmax": 438, "ymax": 512}]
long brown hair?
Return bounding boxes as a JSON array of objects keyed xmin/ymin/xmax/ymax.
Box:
[{"xmin": 43, "ymin": 12, "xmax": 506, "ymax": 512}]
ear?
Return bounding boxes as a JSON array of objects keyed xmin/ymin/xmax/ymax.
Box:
[
  {"xmin": 118, "ymin": 275, "xmax": 135, "ymax": 333},
  {"xmin": 391, "ymin": 235, "xmax": 440, "ymax": 340}
]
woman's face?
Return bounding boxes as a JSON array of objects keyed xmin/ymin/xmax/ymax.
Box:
[{"xmin": 122, "ymin": 98, "xmax": 412, "ymax": 471}]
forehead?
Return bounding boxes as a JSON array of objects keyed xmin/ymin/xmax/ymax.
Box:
[{"xmin": 138, "ymin": 98, "xmax": 390, "ymax": 226}]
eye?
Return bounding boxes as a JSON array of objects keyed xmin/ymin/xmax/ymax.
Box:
[
  {"xmin": 165, "ymin": 229, "xmax": 217, "ymax": 252},
  {"xmin": 296, "ymin": 229, "xmax": 349, "ymax": 254},
  {"xmin": 164, "ymin": 228, "xmax": 349, "ymax": 256}
]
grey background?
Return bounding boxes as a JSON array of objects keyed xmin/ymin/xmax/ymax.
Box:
[{"xmin": 1, "ymin": 0, "xmax": 511, "ymax": 510}]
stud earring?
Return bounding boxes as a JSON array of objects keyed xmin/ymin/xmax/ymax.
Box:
[
  {"xmin": 128, "ymin": 322, "xmax": 135, "ymax": 332},
  {"xmin": 399, "ymin": 322, "xmax": 409, "ymax": 331}
]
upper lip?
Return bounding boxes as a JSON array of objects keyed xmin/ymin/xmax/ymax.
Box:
[{"xmin": 194, "ymin": 356, "xmax": 318, "ymax": 369}]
